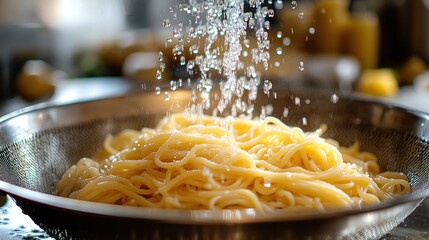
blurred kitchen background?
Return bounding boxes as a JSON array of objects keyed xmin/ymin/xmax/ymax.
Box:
[{"xmin": 0, "ymin": 0, "xmax": 428, "ymax": 112}]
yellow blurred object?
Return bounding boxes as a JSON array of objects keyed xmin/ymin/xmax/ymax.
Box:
[
  {"xmin": 16, "ymin": 60, "xmax": 59, "ymax": 102},
  {"xmin": 400, "ymin": 56, "xmax": 427, "ymax": 85},
  {"xmin": 310, "ymin": 0, "xmax": 350, "ymax": 53},
  {"xmin": 356, "ymin": 69, "xmax": 399, "ymax": 97},
  {"xmin": 342, "ymin": 13, "xmax": 379, "ymax": 69}
]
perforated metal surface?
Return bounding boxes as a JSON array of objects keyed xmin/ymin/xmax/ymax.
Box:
[{"xmin": 0, "ymin": 88, "xmax": 428, "ymax": 240}]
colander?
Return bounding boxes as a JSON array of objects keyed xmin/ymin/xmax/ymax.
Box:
[{"xmin": 0, "ymin": 87, "xmax": 428, "ymax": 240}]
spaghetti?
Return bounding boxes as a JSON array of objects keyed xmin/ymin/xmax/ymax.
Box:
[{"xmin": 55, "ymin": 113, "xmax": 410, "ymax": 212}]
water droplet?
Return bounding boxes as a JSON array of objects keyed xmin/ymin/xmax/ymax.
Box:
[
  {"xmin": 299, "ymin": 61, "xmax": 305, "ymax": 71},
  {"xmin": 173, "ymin": 28, "xmax": 180, "ymax": 38},
  {"xmin": 264, "ymin": 104, "xmax": 274, "ymax": 115},
  {"xmin": 294, "ymin": 97, "xmax": 301, "ymax": 106},
  {"xmin": 172, "ymin": 44, "xmax": 184, "ymax": 56},
  {"xmin": 275, "ymin": 0, "xmax": 284, "ymax": 9},
  {"xmin": 189, "ymin": 44, "xmax": 199, "ymax": 54},
  {"xmin": 243, "ymin": 39, "xmax": 251, "ymax": 48},
  {"xmin": 263, "ymin": 79, "xmax": 272, "ymax": 94},
  {"xmin": 160, "ymin": 62, "xmax": 166, "ymax": 72},
  {"xmin": 261, "ymin": 7, "xmax": 268, "ymax": 17},
  {"xmin": 264, "ymin": 20, "xmax": 270, "ymax": 30},
  {"xmin": 331, "ymin": 94, "xmax": 339, "ymax": 103},
  {"xmin": 264, "ymin": 179, "xmax": 272, "ymax": 188},
  {"xmin": 187, "ymin": 60, "xmax": 195, "ymax": 70},
  {"xmin": 180, "ymin": 56, "xmax": 186, "ymax": 65},
  {"xmin": 276, "ymin": 47, "xmax": 283, "ymax": 55},
  {"xmin": 202, "ymin": 167, "xmax": 211, "ymax": 177},
  {"xmin": 248, "ymin": 18, "xmax": 256, "ymax": 29},
  {"xmin": 243, "ymin": 12, "xmax": 252, "ymax": 22},
  {"xmin": 170, "ymin": 81, "xmax": 178, "ymax": 91},
  {"xmin": 158, "ymin": 51, "xmax": 163, "ymax": 62},
  {"xmin": 155, "ymin": 87, "xmax": 161, "ymax": 95},
  {"xmin": 188, "ymin": 26, "xmax": 196, "ymax": 37},
  {"xmin": 164, "ymin": 91, "xmax": 170, "ymax": 101},
  {"xmin": 260, "ymin": 107, "xmax": 267, "ymax": 119},
  {"xmin": 309, "ymin": 27, "xmax": 315, "ymax": 35},
  {"xmin": 283, "ymin": 107, "xmax": 289, "ymax": 118},
  {"xmin": 162, "ymin": 19, "xmax": 171, "ymax": 28},
  {"xmin": 268, "ymin": 9, "xmax": 275, "ymax": 17},
  {"xmin": 291, "ymin": 0, "xmax": 298, "ymax": 9},
  {"xmin": 191, "ymin": 89, "xmax": 197, "ymax": 102},
  {"xmin": 302, "ymin": 117, "xmax": 308, "ymax": 125},
  {"xmin": 298, "ymin": 12, "xmax": 304, "ymax": 19},
  {"xmin": 220, "ymin": 173, "xmax": 225, "ymax": 184},
  {"xmin": 156, "ymin": 70, "xmax": 162, "ymax": 80},
  {"xmin": 283, "ymin": 37, "xmax": 291, "ymax": 46},
  {"xmin": 249, "ymin": 0, "xmax": 256, "ymax": 8},
  {"xmin": 276, "ymin": 31, "xmax": 283, "ymax": 38}
]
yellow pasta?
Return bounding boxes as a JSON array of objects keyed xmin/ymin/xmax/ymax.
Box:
[{"xmin": 55, "ymin": 113, "xmax": 410, "ymax": 212}]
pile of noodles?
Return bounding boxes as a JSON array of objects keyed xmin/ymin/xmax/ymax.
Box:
[{"xmin": 55, "ymin": 113, "xmax": 410, "ymax": 212}]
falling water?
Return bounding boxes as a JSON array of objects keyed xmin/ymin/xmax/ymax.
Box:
[{"xmin": 159, "ymin": 0, "xmax": 282, "ymax": 116}]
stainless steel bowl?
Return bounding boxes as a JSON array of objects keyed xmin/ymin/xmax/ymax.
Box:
[{"xmin": 0, "ymin": 87, "xmax": 428, "ymax": 240}]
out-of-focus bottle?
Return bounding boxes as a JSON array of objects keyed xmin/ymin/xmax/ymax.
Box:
[
  {"xmin": 309, "ymin": 0, "xmax": 350, "ymax": 53},
  {"xmin": 342, "ymin": 12, "xmax": 379, "ymax": 69}
]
